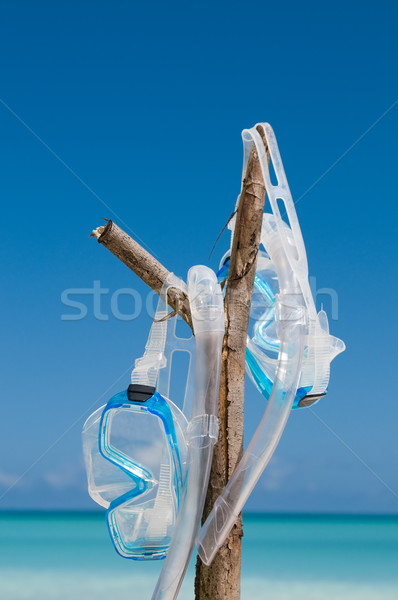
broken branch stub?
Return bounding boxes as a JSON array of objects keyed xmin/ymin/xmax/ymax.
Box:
[{"xmin": 92, "ymin": 220, "xmax": 192, "ymax": 329}]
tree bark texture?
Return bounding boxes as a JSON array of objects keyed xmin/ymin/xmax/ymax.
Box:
[{"xmin": 194, "ymin": 139, "xmax": 267, "ymax": 600}]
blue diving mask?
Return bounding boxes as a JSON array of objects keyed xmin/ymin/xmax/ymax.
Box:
[
  {"xmin": 83, "ymin": 266, "xmax": 224, "ymax": 569},
  {"xmin": 218, "ymin": 234, "xmax": 344, "ymax": 410},
  {"xmin": 82, "ymin": 274, "xmax": 194, "ymax": 561}
]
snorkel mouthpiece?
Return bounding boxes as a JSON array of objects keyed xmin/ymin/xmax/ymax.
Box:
[{"xmin": 187, "ymin": 265, "xmax": 225, "ymax": 334}]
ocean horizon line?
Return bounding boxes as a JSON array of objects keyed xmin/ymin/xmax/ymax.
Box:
[{"xmin": 1, "ymin": 509, "xmax": 397, "ymax": 518}]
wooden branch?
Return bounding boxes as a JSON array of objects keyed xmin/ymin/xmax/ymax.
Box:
[
  {"xmin": 92, "ymin": 221, "xmax": 192, "ymax": 329},
  {"xmin": 91, "ymin": 128, "xmax": 267, "ymax": 600},
  {"xmin": 194, "ymin": 134, "xmax": 267, "ymax": 600}
]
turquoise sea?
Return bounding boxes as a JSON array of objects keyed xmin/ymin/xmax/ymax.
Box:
[{"xmin": 1, "ymin": 512, "xmax": 397, "ymax": 600}]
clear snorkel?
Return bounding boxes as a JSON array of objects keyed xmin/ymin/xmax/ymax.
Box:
[
  {"xmin": 195, "ymin": 123, "xmax": 345, "ymax": 565},
  {"xmin": 151, "ymin": 266, "xmax": 224, "ymax": 600}
]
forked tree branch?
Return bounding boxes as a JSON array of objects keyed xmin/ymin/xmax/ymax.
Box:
[{"xmin": 91, "ymin": 130, "xmax": 267, "ymax": 600}]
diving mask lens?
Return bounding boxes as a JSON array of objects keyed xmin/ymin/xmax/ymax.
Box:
[
  {"xmin": 98, "ymin": 388, "xmax": 187, "ymax": 560},
  {"xmin": 82, "ymin": 404, "xmax": 134, "ymax": 509}
]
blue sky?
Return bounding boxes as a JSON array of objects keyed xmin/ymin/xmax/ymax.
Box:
[{"xmin": 0, "ymin": 0, "xmax": 397, "ymax": 513}]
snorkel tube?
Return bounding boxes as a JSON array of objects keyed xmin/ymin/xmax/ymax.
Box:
[
  {"xmin": 152, "ymin": 266, "xmax": 224, "ymax": 600},
  {"xmin": 196, "ymin": 123, "xmax": 345, "ymax": 565}
]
